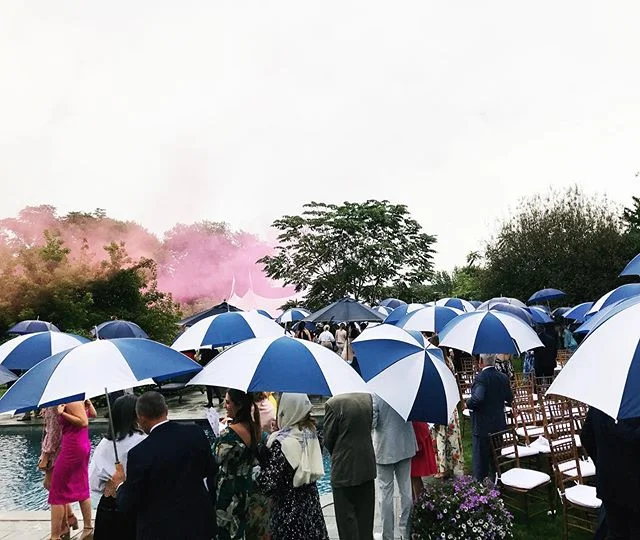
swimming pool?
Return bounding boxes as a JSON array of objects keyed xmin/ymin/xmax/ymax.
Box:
[{"xmin": 0, "ymin": 426, "xmax": 332, "ymax": 511}]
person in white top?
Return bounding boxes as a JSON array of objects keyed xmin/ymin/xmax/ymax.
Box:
[
  {"xmin": 318, "ymin": 325, "xmax": 335, "ymax": 349},
  {"xmin": 335, "ymin": 324, "xmax": 347, "ymax": 355},
  {"xmin": 89, "ymin": 394, "xmax": 146, "ymax": 540}
]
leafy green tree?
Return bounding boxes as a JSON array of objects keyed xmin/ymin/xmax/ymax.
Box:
[
  {"xmin": 259, "ymin": 200, "xmax": 437, "ymax": 310},
  {"xmin": 481, "ymin": 187, "xmax": 635, "ymax": 304}
]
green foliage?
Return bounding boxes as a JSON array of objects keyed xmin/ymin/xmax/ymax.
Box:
[
  {"xmin": 480, "ymin": 187, "xmax": 635, "ymax": 304},
  {"xmin": 259, "ymin": 200, "xmax": 437, "ymax": 310}
]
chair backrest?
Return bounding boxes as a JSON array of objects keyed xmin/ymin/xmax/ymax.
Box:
[
  {"xmin": 490, "ymin": 427, "xmax": 521, "ymax": 475},
  {"xmin": 548, "ymin": 438, "xmax": 584, "ymax": 495},
  {"xmin": 534, "ymin": 376, "xmax": 554, "ymax": 395}
]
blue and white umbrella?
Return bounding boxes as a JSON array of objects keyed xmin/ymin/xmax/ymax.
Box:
[
  {"xmin": 8, "ymin": 320, "xmax": 60, "ymax": 335},
  {"xmin": 394, "ymin": 306, "xmax": 462, "ymax": 334},
  {"xmin": 0, "ymin": 339, "xmax": 202, "ymax": 414},
  {"xmin": 187, "ymin": 336, "xmax": 367, "ymax": 396},
  {"xmin": 252, "ymin": 309, "xmax": 273, "ymax": 319},
  {"xmin": 562, "ymin": 302, "xmax": 594, "ymax": 323},
  {"xmin": 383, "ymin": 303, "xmax": 425, "ymax": 325},
  {"xmin": 547, "ymin": 300, "xmax": 640, "ymax": 420},
  {"xmin": 476, "ymin": 297, "xmax": 527, "ymax": 310},
  {"xmin": 351, "ymin": 324, "xmax": 459, "ymax": 423},
  {"xmin": 434, "ymin": 298, "xmax": 476, "ymax": 313},
  {"xmin": 526, "ymin": 306, "xmax": 554, "ymax": 325},
  {"xmin": 373, "ymin": 305, "xmax": 392, "ymax": 317},
  {"xmin": 0, "ymin": 332, "xmax": 90, "ymax": 371},
  {"xmin": 528, "ymin": 288, "xmax": 566, "ymax": 304},
  {"xmin": 172, "ymin": 311, "xmax": 284, "ymax": 351},
  {"xmin": 587, "ymin": 284, "xmax": 640, "ymax": 316},
  {"xmin": 439, "ymin": 310, "xmax": 543, "ymax": 355},
  {"xmin": 619, "ymin": 253, "xmax": 640, "ymax": 277},
  {"xmin": 0, "ymin": 365, "xmax": 17, "ymax": 385},
  {"xmin": 483, "ymin": 303, "xmax": 533, "ymax": 326},
  {"xmin": 379, "ymin": 298, "xmax": 407, "ymax": 310},
  {"xmin": 574, "ymin": 296, "xmax": 640, "ymax": 336},
  {"xmin": 93, "ymin": 320, "xmax": 148, "ymax": 339},
  {"xmin": 275, "ymin": 308, "xmax": 311, "ymax": 324}
]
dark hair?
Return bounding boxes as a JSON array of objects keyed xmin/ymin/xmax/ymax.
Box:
[
  {"xmin": 227, "ymin": 389, "xmax": 261, "ymax": 456},
  {"xmin": 106, "ymin": 394, "xmax": 142, "ymax": 441},
  {"xmin": 429, "ymin": 334, "xmax": 440, "ymax": 347},
  {"xmin": 135, "ymin": 391, "xmax": 168, "ymax": 420}
]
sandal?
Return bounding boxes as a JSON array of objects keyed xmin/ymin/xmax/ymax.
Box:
[
  {"xmin": 80, "ymin": 527, "xmax": 94, "ymax": 539},
  {"xmin": 67, "ymin": 514, "xmax": 79, "ymax": 530}
]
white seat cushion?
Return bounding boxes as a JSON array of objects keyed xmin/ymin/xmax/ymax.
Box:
[
  {"xmin": 516, "ymin": 425, "xmax": 545, "ymax": 438},
  {"xmin": 564, "ymin": 485, "xmax": 601, "ymax": 509},
  {"xmin": 500, "ymin": 468, "xmax": 551, "ymax": 490},
  {"xmin": 501, "ymin": 445, "xmax": 539, "ymax": 458},
  {"xmin": 560, "ymin": 458, "xmax": 596, "ymax": 478}
]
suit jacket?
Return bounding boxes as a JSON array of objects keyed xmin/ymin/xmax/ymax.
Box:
[
  {"xmin": 324, "ymin": 393, "xmax": 377, "ymax": 488},
  {"xmin": 581, "ymin": 407, "xmax": 640, "ymax": 510},
  {"xmin": 117, "ymin": 421, "xmax": 217, "ymax": 540},
  {"xmin": 534, "ymin": 330, "xmax": 558, "ymax": 371},
  {"xmin": 466, "ymin": 366, "xmax": 513, "ymax": 437},
  {"xmin": 371, "ymin": 394, "xmax": 417, "ymax": 465}
]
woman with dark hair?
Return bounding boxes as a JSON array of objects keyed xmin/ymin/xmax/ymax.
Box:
[
  {"xmin": 214, "ymin": 389, "xmax": 267, "ymax": 540},
  {"xmin": 89, "ymin": 394, "xmax": 146, "ymax": 540}
]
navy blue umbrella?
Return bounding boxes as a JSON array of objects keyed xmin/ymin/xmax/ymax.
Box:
[
  {"xmin": 306, "ymin": 298, "xmax": 385, "ymax": 323},
  {"xmin": 93, "ymin": 320, "xmax": 149, "ymax": 339},
  {"xmin": 528, "ymin": 288, "xmax": 566, "ymax": 304},
  {"xmin": 526, "ymin": 306, "xmax": 554, "ymax": 325},
  {"xmin": 379, "ymin": 298, "xmax": 407, "ymax": 310},
  {"xmin": 8, "ymin": 320, "xmax": 60, "ymax": 335},
  {"xmin": 562, "ymin": 302, "xmax": 594, "ymax": 323},
  {"xmin": 486, "ymin": 303, "xmax": 533, "ymax": 326}
]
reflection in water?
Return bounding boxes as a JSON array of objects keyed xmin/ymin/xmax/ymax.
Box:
[{"xmin": 0, "ymin": 428, "xmax": 332, "ymax": 511}]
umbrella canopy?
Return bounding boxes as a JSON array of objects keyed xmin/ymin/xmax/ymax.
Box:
[
  {"xmin": 0, "ymin": 365, "xmax": 17, "ymax": 385},
  {"xmin": 179, "ymin": 302, "xmax": 243, "ymax": 327},
  {"xmin": 0, "ymin": 339, "xmax": 202, "ymax": 414},
  {"xmin": 619, "ymin": 253, "xmax": 640, "ymax": 277},
  {"xmin": 252, "ymin": 309, "xmax": 273, "ymax": 319},
  {"xmin": 434, "ymin": 298, "xmax": 476, "ymax": 313},
  {"xmin": 587, "ymin": 284, "xmax": 640, "ymax": 316},
  {"xmin": 0, "ymin": 332, "xmax": 90, "ymax": 371},
  {"xmin": 574, "ymin": 296, "xmax": 640, "ymax": 336},
  {"xmin": 547, "ymin": 300, "xmax": 640, "ymax": 420},
  {"xmin": 379, "ymin": 298, "xmax": 407, "ymax": 309},
  {"xmin": 171, "ymin": 312, "xmax": 284, "ymax": 351},
  {"xmin": 468, "ymin": 300, "xmax": 483, "ymax": 308},
  {"xmin": 276, "ymin": 308, "xmax": 311, "ymax": 324},
  {"xmin": 484, "ymin": 303, "xmax": 533, "ymax": 326},
  {"xmin": 383, "ymin": 303, "xmax": 426, "ymax": 325},
  {"xmin": 528, "ymin": 288, "xmax": 566, "ymax": 304},
  {"xmin": 187, "ymin": 336, "xmax": 367, "ymax": 396},
  {"xmin": 439, "ymin": 310, "xmax": 543, "ymax": 355},
  {"xmin": 372, "ymin": 305, "xmax": 392, "ymax": 317},
  {"xmin": 526, "ymin": 306, "xmax": 554, "ymax": 325},
  {"xmin": 8, "ymin": 320, "xmax": 60, "ymax": 335},
  {"xmin": 93, "ymin": 320, "xmax": 149, "ymax": 339},
  {"xmin": 394, "ymin": 306, "xmax": 462, "ymax": 334},
  {"xmin": 476, "ymin": 297, "xmax": 527, "ymax": 310},
  {"xmin": 305, "ymin": 298, "xmax": 384, "ymax": 323},
  {"xmin": 562, "ymin": 302, "xmax": 594, "ymax": 323}
]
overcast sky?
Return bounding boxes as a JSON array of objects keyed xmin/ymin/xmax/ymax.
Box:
[{"xmin": 1, "ymin": 1, "xmax": 639, "ymax": 270}]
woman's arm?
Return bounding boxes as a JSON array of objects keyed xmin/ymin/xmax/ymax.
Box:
[
  {"xmin": 85, "ymin": 399, "xmax": 97, "ymax": 419},
  {"xmin": 58, "ymin": 401, "xmax": 89, "ymax": 428}
]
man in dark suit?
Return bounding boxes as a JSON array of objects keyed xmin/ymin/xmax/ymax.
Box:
[
  {"xmin": 324, "ymin": 392, "xmax": 377, "ymax": 540},
  {"xmin": 581, "ymin": 407, "xmax": 640, "ymax": 539},
  {"xmin": 534, "ymin": 324, "xmax": 558, "ymax": 377},
  {"xmin": 110, "ymin": 391, "xmax": 217, "ymax": 540},
  {"xmin": 465, "ymin": 354, "xmax": 513, "ymax": 482}
]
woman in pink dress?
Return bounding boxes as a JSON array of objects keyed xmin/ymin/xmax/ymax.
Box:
[{"xmin": 48, "ymin": 400, "xmax": 96, "ymax": 540}]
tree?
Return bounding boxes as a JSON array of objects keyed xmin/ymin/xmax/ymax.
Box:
[
  {"xmin": 259, "ymin": 200, "xmax": 437, "ymax": 310},
  {"xmin": 481, "ymin": 187, "xmax": 635, "ymax": 304}
]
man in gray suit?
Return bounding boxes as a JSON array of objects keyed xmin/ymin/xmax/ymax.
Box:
[
  {"xmin": 372, "ymin": 394, "xmax": 417, "ymax": 540},
  {"xmin": 324, "ymin": 393, "xmax": 377, "ymax": 540}
]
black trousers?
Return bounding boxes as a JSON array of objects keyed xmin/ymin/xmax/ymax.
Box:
[
  {"xmin": 603, "ymin": 500, "xmax": 640, "ymax": 540},
  {"xmin": 94, "ymin": 495, "xmax": 136, "ymax": 540},
  {"xmin": 472, "ymin": 435, "xmax": 494, "ymax": 482},
  {"xmin": 332, "ymin": 480, "xmax": 375, "ymax": 540}
]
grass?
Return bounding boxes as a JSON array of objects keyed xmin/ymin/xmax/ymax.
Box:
[{"xmin": 459, "ymin": 415, "xmax": 592, "ymax": 540}]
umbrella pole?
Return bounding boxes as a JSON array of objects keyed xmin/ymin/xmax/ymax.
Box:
[{"xmin": 104, "ymin": 387, "xmax": 120, "ymax": 464}]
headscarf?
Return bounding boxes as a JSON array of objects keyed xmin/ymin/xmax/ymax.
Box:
[{"xmin": 266, "ymin": 393, "xmax": 324, "ymax": 487}]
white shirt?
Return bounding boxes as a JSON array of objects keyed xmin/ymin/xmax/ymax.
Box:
[
  {"xmin": 319, "ymin": 331, "xmax": 335, "ymax": 343},
  {"xmin": 89, "ymin": 432, "xmax": 147, "ymax": 494},
  {"xmin": 149, "ymin": 419, "xmax": 170, "ymax": 433}
]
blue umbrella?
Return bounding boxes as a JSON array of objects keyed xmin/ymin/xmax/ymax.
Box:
[
  {"xmin": 373, "ymin": 305, "xmax": 392, "ymax": 317},
  {"xmin": 0, "ymin": 365, "xmax": 17, "ymax": 385},
  {"xmin": 484, "ymin": 303, "xmax": 533, "ymax": 326},
  {"xmin": 434, "ymin": 297, "xmax": 476, "ymax": 312},
  {"xmin": 8, "ymin": 320, "xmax": 60, "ymax": 335},
  {"xmin": 528, "ymin": 288, "xmax": 566, "ymax": 304},
  {"xmin": 187, "ymin": 336, "xmax": 367, "ymax": 395},
  {"xmin": 552, "ymin": 307, "xmax": 572, "ymax": 318},
  {"xmin": 0, "ymin": 331, "xmax": 90, "ymax": 371},
  {"xmin": 253, "ymin": 309, "xmax": 273, "ymax": 319},
  {"xmin": 0, "ymin": 339, "xmax": 202, "ymax": 414},
  {"xmin": 562, "ymin": 302, "xmax": 594, "ymax": 323},
  {"xmin": 476, "ymin": 297, "xmax": 527, "ymax": 310},
  {"xmin": 469, "ymin": 300, "xmax": 483, "ymax": 309},
  {"xmin": 574, "ymin": 296, "xmax": 640, "ymax": 336},
  {"xmin": 587, "ymin": 284, "xmax": 640, "ymax": 316},
  {"xmin": 526, "ymin": 306, "xmax": 554, "ymax": 325},
  {"xmin": 276, "ymin": 308, "xmax": 311, "ymax": 324},
  {"xmin": 383, "ymin": 303, "xmax": 426, "ymax": 325},
  {"xmin": 352, "ymin": 324, "xmax": 459, "ymax": 423},
  {"xmin": 394, "ymin": 306, "xmax": 462, "ymax": 334},
  {"xmin": 93, "ymin": 320, "xmax": 148, "ymax": 339},
  {"xmin": 306, "ymin": 298, "xmax": 384, "ymax": 323},
  {"xmin": 171, "ymin": 312, "xmax": 284, "ymax": 351},
  {"xmin": 619, "ymin": 253, "xmax": 640, "ymax": 277},
  {"xmin": 379, "ymin": 298, "xmax": 407, "ymax": 310}
]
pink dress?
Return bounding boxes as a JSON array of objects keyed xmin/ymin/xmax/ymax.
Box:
[{"xmin": 48, "ymin": 413, "xmax": 91, "ymax": 505}]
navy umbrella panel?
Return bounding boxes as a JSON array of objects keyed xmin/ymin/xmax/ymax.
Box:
[
  {"xmin": 305, "ymin": 298, "xmax": 385, "ymax": 323},
  {"xmin": 8, "ymin": 320, "xmax": 60, "ymax": 335},
  {"xmin": 528, "ymin": 288, "xmax": 566, "ymax": 304},
  {"xmin": 0, "ymin": 332, "xmax": 90, "ymax": 370},
  {"xmin": 379, "ymin": 298, "xmax": 407, "ymax": 310},
  {"xmin": 486, "ymin": 303, "xmax": 533, "ymax": 326},
  {"xmin": 94, "ymin": 321, "xmax": 149, "ymax": 339},
  {"xmin": 562, "ymin": 302, "xmax": 594, "ymax": 323},
  {"xmin": 526, "ymin": 307, "xmax": 554, "ymax": 325}
]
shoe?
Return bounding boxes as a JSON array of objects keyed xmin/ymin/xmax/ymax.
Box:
[
  {"xmin": 67, "ymin": 514, "xmax": 79, "ymax": 530},
  {"xmin": 80, "ymin": 527, "xmax": 94, "ymax": 539}
]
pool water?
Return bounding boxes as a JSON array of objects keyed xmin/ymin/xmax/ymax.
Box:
[{"xmin": 0, "ymin": 428, "xmax": 332, "ymax": 511}]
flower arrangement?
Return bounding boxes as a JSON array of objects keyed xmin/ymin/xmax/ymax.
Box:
[{"xmin": 410, "ymin": 475, "xmax": 514, "ymax": 539}]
